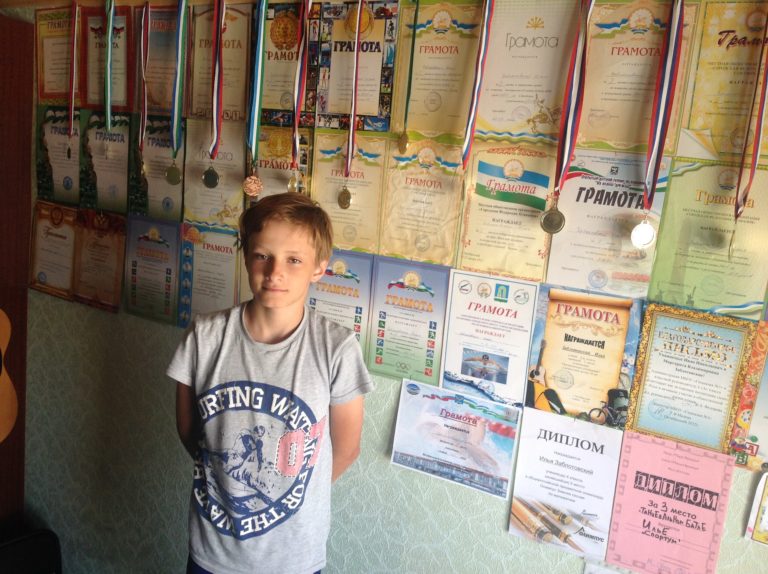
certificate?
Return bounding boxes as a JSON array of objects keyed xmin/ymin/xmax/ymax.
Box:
[
  {"xmin": 392, "ymin": 0, "xmax": 482, "ymax": 138},
  {"xmin": 628, "ymin": 304, "xmax": 756, "ymax": 453},
  {"xmin": 142, "ymin": 7, "xmax": 179, "ymax": 114},
  {"xmin": 526, "ymin": 285, "xmax": 641, "ymax": 425},
  {"xmin": 36, "ymin": 7, "xmax": 75, "ymax": 104},
  {"xmin": 458, "ymin": 143, "xmax": 552, "ymax": 281},
  {"xmin": 73, "ymin": 210, "xmax": 125, "ymax": 312},
  {"xmin": 440, "ymin": 270, "xmax": 537, "ymax": 405},
  {"xmin": 189, "ymin": 5, "xmax": 251, "ymax": 121},
  {"xmin": 81, "ymin": 6, "xmax": 132, "ymax": 109},
  {"xmin": 30, "ymin": 201, "xmax": 78, "ymax": 300},
  {"xmin": 607, "ymin": 432, "xmax": 734, "ymax": 574},
  {"xmin": 178, "ymin": 223, "xmax": 240, "ymax": 328},
  {"xmin": 124, "ymin": 216, "xmax": 180, "ymax": 324},
  {"xmin": 37, "ymin": 106, "xmax": 80, "ymax": 205},
  {"xmin": 80, "ymin": 110, "xmax": 130, "ymax": 214},
  {"xmin": 308, "ymin": 249, "xmax": 374, "ymax": 357},
  {"xmin": 368, "ymin": 257, "xmax": 450, "ymax": 385},
  {"xmin": 475, "ymin": 0, "xmax": 578, "ymax": 143},
  {"xmin": 509, "ymin": 408, "xmax": 623, "ymax": 560},
  {"xmin": 380, "ymin": 138, "xmax": 463, "ymax": 265},
  {"xmin": 183, "ymin": 119, "xmax": 245, "ymax": 229},
  {"xmin": 546, "ymin": 150, "xmax": 667, "ymax": 298},
  {"xmin": 252, "ymin": 126, "xmax": 313, "ymax": 201},
  {"xmin": 311, "ymin": 129, "xmax": 386, "ymax": 252},
  {"xmin": 649, "ymin": 161, "xmax": 768, "ymax": 320},
  {"xmin": 261, "ymin": 3, "xmax": 301, "ymax": 114},
  {"xmin": 391, "ymin": 380, "xmax": 520, "ymax": 498}
]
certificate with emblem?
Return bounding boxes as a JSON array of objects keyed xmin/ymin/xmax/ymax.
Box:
[
  {"xmin": 649, "ymin": 161, "xmax": 768, "ymax": 320},
  {"xmin": 81, "ymin": 5, "xmax": 133, "ymax": 109},
  {"xmin": 250, "ymin": 126, "xmax": 313, "ymax": 201},
  {"xmin": 36, "ymin": 7, "xmax": 76, "ymax": 105},
  {"xmin": 36, "ymin": 106, "xmax": 80, "ymax": 205},
  {"xmin": 308, "ymin": 249, "xmax": 374, "ymax": 357},
  {"xmin": 73, "ymin": 209, "xmax": 125, "ymax": 312},
  {"xmin": 80, "ymin": 110, "xmax": 130, "ymax": 213},
  {"xmin": 440, "ymin": 270, "xmax": 537, "ymax": 405},
  {"xmin": 310, "ymin": 129, "xmax": 386, "ymax": 252},
  {"xmin": 30, "ymin": 201, "xmax": 78, "ymax": 300},
  {"xmin": 379, "ymin": 138, "xmax": 463, "ymax": 265},
  {"xmin": 475, "ymin": 0, "xmax": 578, "ymax": 143},
  {"xmin": 627, "ymin": 304, "xmax": 756, "ymax": 453},
  {"xmin": 547, "ymin": 150, "xmax": 667, "ymax": 298},
  {"xmin": 124, "ymin": 216, "xmax": 180, "ymax": 324},
  {"xmin": 141, "ymin": 6, "xmax": 179, "ymax": 114},
  {"xmin": 368, "ymin": 257, "xmax": 450, "ymax": 385},
  {"xmin": 261, "ymin": 3, "xmax": 300, "ymax": 116},
  {"xmin": 458, "ymin": 143, "xmax": 552, "ymax": 281},
  {"xmin": 392, "ymin": 380, "xmax": 520, "ymax": 498}
]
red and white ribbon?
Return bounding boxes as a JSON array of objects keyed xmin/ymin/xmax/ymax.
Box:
[
  {"xmin": 208, "ymin": 0, "xmax": 226, "ymax": 159},
  {"xmin": 292, "ymin": 0, "xmax": 312, "ymax": 170},
  {"xmin": 138, "ymin": 2, "xmax": 151, "ymax": 153},
  {"xmin": 68, "ymin": 1, "xmax": 80, "ymax": 139},
  {"xmin": 345, "ymin": 0, "xmax": 365, "ymax": 178}
]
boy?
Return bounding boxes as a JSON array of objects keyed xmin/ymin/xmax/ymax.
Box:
[{"xmin": 167, "ymin": 193, "xmax": 373, "ymax": 573}]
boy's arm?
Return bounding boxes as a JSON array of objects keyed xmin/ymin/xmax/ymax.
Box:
[
  {"xmin": 329, "ymin": 395, "xmax": 365, "ymax": 482},
  {"xmin": 176, "ymin": 382, "xmax": 199, "ymax": 459}
]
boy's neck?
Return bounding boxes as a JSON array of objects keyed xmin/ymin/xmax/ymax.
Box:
[{"xmin": 244, "ymin": 300, "xmax": 305, "ymax": 344}]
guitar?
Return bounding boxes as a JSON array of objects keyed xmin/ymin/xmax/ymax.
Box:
[
  {"xmin": 0, "ymin": 308, "xmax": 19, "ymax": 443},
  {"xmin": 526, "ymin": 340, "xmax": 566, "ymax": 415}
]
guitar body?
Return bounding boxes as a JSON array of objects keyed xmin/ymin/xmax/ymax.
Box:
[{"xmin": 0, "ymin": 309, "xmax": 19, "ymax": 443}]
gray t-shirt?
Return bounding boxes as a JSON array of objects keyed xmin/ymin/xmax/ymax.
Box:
[{"xmin": 167, "ymin": 304, "xmax": 374, "ymax": 574}]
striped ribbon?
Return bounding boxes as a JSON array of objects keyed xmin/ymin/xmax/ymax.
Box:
[
  {"xmin": 208, "ymin": 0, "xmax": 226, "ymax": 159},
  {"xmin": 292, "ymin": 0, "xmax": 312, "ymax": 170},
  {"xmin": 138, "ymin": 2, "xmax": 151, "ymax": 153},
  {"xmin": 247, "ymin": 0, "xmax": 269, "ymax": 168},
  {"xmin": 552, "ymin": 0, "xmax": 595, "ymax": 200},
  {"xmin": 68, "ymin": 1, "xmax": 80, "ymax": 139},
  {"xmin": 104, "ymin": 0, "xmax": 115, "ymax": 130},
  {"xmin": 643, "ymin": 0, "xmax": 684, "ymax": 212},
  {"xmin": 401, "ymin": 0, "xmax": 420, "ymax": 133},
  {"xmin": 460, "ymin": 0, "xmax": 494, "ymax": 170},
  {"xmin": 171, "ymin": 0, "xmax": 188, "ymax": 160},
  {"xmin": 345, "ymin": 0, "xmax": 365, "ymax": 178}
]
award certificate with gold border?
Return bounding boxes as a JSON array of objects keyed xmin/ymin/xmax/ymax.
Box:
[
  {"xmin": 261, "ymin": 3, "xmax": 301, "ymax": 113},
  {"xmin": 251, "ymin": 126, "xmax": 313, "ymax": 201},
  {"xmin": 30, "ymin": 201, "xmax": 78, "ymax": 300},
  {"xmin": 82, "ymin": 6, "xmax": 132, "ymax": 109},
  {"xmin": 36, "ymin": 7, "xmax": 75, "ymax": 105},
  {"xmin": 142, "ymin": 7, "xmax": 179, "ymax": 114},
  {"xmin": 73, "ymin": 210, "xmax": 125, "ymax": 312}
]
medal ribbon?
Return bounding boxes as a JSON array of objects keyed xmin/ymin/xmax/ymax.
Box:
[
  {"xmin": 292, "ymin": 0, "xmax": 312, "ymax": 170},
  {"xmin": 68, "ymin": 1, "xmax": 80, "ymax": 139},
  {"xmin": 643, "ymin": 0, "xmax": 684, "ymax": 212},
  {"xmin": 460, "ymin": 0, "xmax": 494, "ymax": 170},
  {"xmin": 345, "ymin": 0, "xmax": 364, "ymax": 178},
  {"xmin": 247, "ymin": 0, "xmax": 269, "ymax": 168},
  {"xmin": 138, "ymin": 2, "xmax": 151, "ymax": 153},
  {"xmin": 734, "ymin": 14, "xmax": 768, "ymax": 220},
  {"xmin": 105, "ymin": 0, "xmax": 115, "ymax": 130},
  {"xmin": 171, "ymin": 0, "xmax": 188, "ymax": 160},
  {"xmin": 208, "ymin": 0, "xmax": 226, "ymax": 159},
  {"xmin": 402, "ymin": 0, "xmax": 420, "ymax": 134},
  {"xmin": 552, "ymin": 0, "xmax": 595, "ymax": 200}
]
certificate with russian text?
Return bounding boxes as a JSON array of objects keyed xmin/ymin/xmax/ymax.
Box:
[
  {"xmin": 261, "ymin": 3, "xmax": 301, "ymax": 115},
  {"xmin": 142, "ymin": 6, "xmax": 179, "ymax": 114},
  {"xmin": 546, "ymin": 150, "xmax": 667, "ymax": 298},
  {"xmin": 458, "ymin": 143, "xmax": 552, "ymax": 281},
  {"xmin": 308, "ymin": 249, "xmax": 374, "ymax": 357},
  {"xmin": 440, "ymin": 270, "xmax": 537, "ymax": 405},
  {"xmin": 251, "ymin": 126, "xmax": 313, "ymax": 201},
  {"xmin": 36, "ymin": 7, "xmax": 76, "ymax": 105},
  {"xmin": 392, "ymin": 380, "xmax": 520, "ymax": 498},
  {"xmin": 627, "ymin": 304, "xmax": 756, "ymax": 453},
  {"xmin": 81, "ymin": 6, "xmax": 132, "ymax": 109},
  {"xmin": 509, "ymin": 408, "xmax": 623, "ymax": 560},
  {"xmin": 607, "ymin": 432, "xmax": 734, "ymax": 574},
  {"xmin": 37, "ymin": 106, "xmax": 80, "ymax": 205},
  {"xmin": 311, "ymin": 129, "xmax": 386, "ymax": 252},
  {"xmin": 73, "ymin": 210, "xmax": 125, "ymax": 312},
  {"xmin": 30, "ymin": 201, "xmax": 78, "ymax": 300},
  {"xmin": 649, "ymin": 161, "xmax": 768, "ymax": 320},
  {"xmin": 80, "ymin": 110, "xmax": 130, "ymax": 213},
  {"xmin": 368, "ymin": 257, "xmax": 450, "ymax": 385}
]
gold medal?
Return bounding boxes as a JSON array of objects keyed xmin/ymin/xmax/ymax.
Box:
[
  {"xmin": 338, "ymin": 186, "xmax": 352, "ymax": 209},
  {"xmin": 202, "ymin": 166, "xmax": 219, "ymax": 189},
  {"xmin": 165, "ymin": 162, "xmax": 182, "ymax": 185},
  {"xmin": 397, "ymin": 131, "xmax": 409, "ymax": 154},
  {"xmin": 287, "ymin": 173, "xmax": 300, "ymax": 193},
  {"xmin": 540, "ymin": 206, "xmax": 565, "ymax": 234}
]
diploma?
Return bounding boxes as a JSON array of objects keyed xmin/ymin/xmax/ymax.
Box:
[
  {"xmin": 189, "ymin": 5, "xmax": 251, "ymax": 121},
  {"xmin": 183, "ymin": 118, "xmax": 245, "ymax": 228},
  {"xmin": 311, "ymin": 129, "xmax": 386, "ymax": 253},
  {"xmin": 441, "ymin": 270, "xmax": 537, "ymax": 405},
  {"xmin": 124, "ymin": 216, "xmax": 180, "ymax": 324},
  {"xmin": 37, "ymin": 106, "xmax": 80, "ymax": 205},
  {"xmin": 458, "ymin": 143, "xmax": 553, "ymax": 281},
  {"xmin": 30, "ymin": 201, "xmax": 78, "ymax": 299},
  {"xmin": 475, "ymin": 0, "xmax": 578, "ymax": 143},
  {"xmin": 81, "ymin": 111, "xmax": 130, "ymax": 214},
  {"xmin": 547, "ymin": 150, "xmax": 667, "ymax": 298},
  {"xmin": 82, "ymin": 6, "xmax": 132, "ymax": 108},
  {"xmin": 368, "ymin": 257, "xmax": 450, "ymax": 385},
  {"xmin": 73, "ymin": 210, "xmax": 126, "ymax": 312},
  {"xmin": 627, "ymin": 304, "xmax": 756, "ymax": 453},
  {"xmin": 380, "ymin": 138, "xmax": 463, "ymax": 265},
  {"xmin": 649, "ymin": 162, "xmax": 768, "ymax": 320},
  {"xmin": 178, "ymin": 223, "xmax": 240, "ymax": 328},
  {"xmin": 143, "ymin": 7, "xmax": 179, "ymax": 114},
  {"xmin": 261, "ymin": 4, "xmax": 301, "ymax": 113},
  {"xmin": 308, "ymin": 249, "xmax": 374, "ymax": 357},
  {"xmin": 36, "ymin": 7, "xmax": 74, "ymax": 104},
  {"xmin": 253, "ymin": 126, "xmax": 313, "ymax": 201}
]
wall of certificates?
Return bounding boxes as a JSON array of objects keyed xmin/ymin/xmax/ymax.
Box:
[{"xmin": 30, "ymin": 0, "xmax": 768, "ymax": 572}]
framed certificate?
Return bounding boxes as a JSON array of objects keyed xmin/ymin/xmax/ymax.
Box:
[{"xmin": 627, "ymin": 303, "xmax": 757, "ymax": 453}]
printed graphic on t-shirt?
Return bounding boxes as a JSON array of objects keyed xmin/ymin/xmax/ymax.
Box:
[{"xmin": 193, "ymin": 381, "xmax": 326, "ymax": 539}]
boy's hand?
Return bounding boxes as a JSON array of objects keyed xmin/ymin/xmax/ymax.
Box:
[{"xmin": 329, "ymin": 396, "xmax": 364, "ymax": 481}]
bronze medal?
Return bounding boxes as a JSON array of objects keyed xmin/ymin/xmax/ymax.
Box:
[
  {"xmin": 202, "ymin": 166, "xmax": 220, "ymax": 189},
  {"xmin": 397, "ymin": 131, "xmax": 409, "ymax": 154},
  {"xmin": 165, "ymin": 163, "xmax": 182, "ymax": 185},
  {"xmin": 338, "ymin": 186, "xmax": 352, "ymax": 209},
  {"xmin": 540, "ymin": 206, "xmax": 565, "ymax": 234},
  {"xmin": 243, "ymin": 173, "xmax": 263, "ymax": 197}
]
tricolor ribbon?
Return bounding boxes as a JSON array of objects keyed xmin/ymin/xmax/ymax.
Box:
[
  {"xmin": 247, "ymin": 0, "xmax": 269, "ymax": 168},
  {"xmin": 138, "ymin": 2, "xmax": 151, "ymax": 153},
  {"xmin": 460, "ymin": 0, "xmax": 494, "ymax": 170},
  {"xmin": 345, "ymin": 0, "xmax": 365, "ymax": 178},
  {"xmin": 68, "ymin": 1, "xmax": 80, "ymax": 140},
  {"xmin": 104, "ymin": 0, "xmax": 115, "ymax": 131},
  {"xmin": 171, "ymin": 0, "xmax": 189, "ymax": 160},
  {"xmin": 292, "ymin": 0, "xmax": 312, "ymax": 170},
  {"xmin": 642, "ymin": 0, "xmax": 684, "ymax": 212},
  {"xmin": 552, "ymin": 0, "xmax": 595, "ymax": 200},
  {"xmin": 208, "ymin": 0, "xmax": 226, "ymax": 159}
]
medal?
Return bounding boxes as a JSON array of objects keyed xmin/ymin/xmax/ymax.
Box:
[
  {"xmin": 203, "ymin": 165, "xmax": 219, "ymax": 188},
  {"xmin": 630, "ymin": 217, "xmax": 656, "ymax": 249},
  {"xmin": 540, "ymin": 205, "xmax": 565, "ymax": 234},
  {"xmin": 165, "ymin": 162, "xmax": 182, "ymax": 185},
  {"xmin": 287, "ymin": 173, "xmax": 299, "ymax": 193},
  {"xmin": 243, "ymin": 166, "xmax": 263, "ymax": 197},
  {"xmin": 398, "ymin": 131, "xmax": 409, "ymax": 154},
  {"xmin": 338, "ymin": 186, "xmax": 352, "ymax": 209}
]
